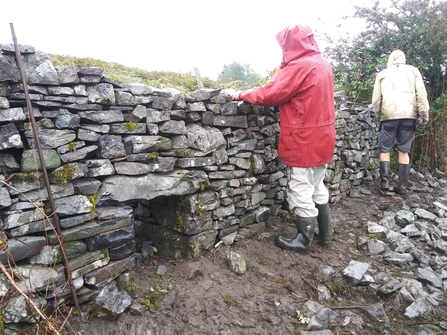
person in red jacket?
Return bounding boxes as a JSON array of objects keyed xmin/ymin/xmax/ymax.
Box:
[{"xmin": 233, "ymin": 24, "xmax": 336, "ymax": 252}]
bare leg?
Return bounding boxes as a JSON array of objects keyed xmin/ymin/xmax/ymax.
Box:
[
  {"xmin": 398, "ymin": 151, "xmax": 410, "ymax": 164},
  {"xmin": 379, "ymin": 152, "xmax": 390, "ymax": 162}
]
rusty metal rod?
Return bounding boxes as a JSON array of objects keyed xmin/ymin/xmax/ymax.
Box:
[{"xmin": 9, "ymin": 23, "xmax": 80, "ymax": 310}]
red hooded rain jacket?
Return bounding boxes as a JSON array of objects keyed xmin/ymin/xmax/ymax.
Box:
[{"xmin": 239, "ymin": 25, "xmax": 335, "ymax": 167}]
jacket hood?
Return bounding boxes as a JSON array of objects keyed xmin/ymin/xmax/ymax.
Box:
[
  {"xmin": 387, "ymin": 50, "xmax": 406, "ymax": 68},
  {"xmin": 276, "ymin": 24, "xmax": 320, "ymax": 67}
]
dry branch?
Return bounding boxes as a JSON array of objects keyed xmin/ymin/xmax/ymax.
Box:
[{"xmin": 0, "ymin": 261, "xmax": 62, "ymax": 335}]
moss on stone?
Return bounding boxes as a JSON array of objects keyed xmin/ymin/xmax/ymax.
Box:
[
  {"xmin": 195, "ymin": 205, "xmax": 205, "ymax": 217},
  {"xmin": 199, "ymin": 180, "xmax": 209, "ymax": 191},
  {"xmin": 147, "ymin": 151, "xmax": 159, "ymax": 159},
  {"xmin": 102, "ymin": 248, "xmax": 110, "ymax": 259},
  {"xmin": 87, "ymin": 193, "xmax": 98, "ymax": 220},
  {"xmin": 124, "ymin": 121, "xmax": 137, "ymax": 131},
  {"xmin": 176, "ymin": 213, "xmax": 188, "ymax": 232},
  {"xmin": 71, "ymin": 309, "xmax": 81, "ymax": 316},
  {"xmin": 67, "ymin": 141, "xmax": 77, "ymax": 152},
  {"xmin": 53, "ymin": 165, "xmax": 76, "ymax": 185},
  {"xmin": 249, "ymin": 158, "xmax": 256, "ymax": 176},
  {"xmin": 9, "ymin": 173, "xmax": 38, "ymax": 184},
  {"xmin": 192, "ymin": 242, "xmax": 200, "ymax": 254},
  {"xmin": 177, "ymin": 148, "xmax": 195, "ymax": 157}
]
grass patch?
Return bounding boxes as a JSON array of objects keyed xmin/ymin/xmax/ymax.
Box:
[
  {"xmin": 326, "ymin": 279, "xmax": 377, "ymax": 303},
  {"xmin": 274, "ymin": 277, "xmax": 295, "ymax": 292},
  {"xmin": 128, "ymin": 282, "xmax": 137, "ymax": 295},
  {"xmin": 50, "ymin": 54, "xmax": 218, "ymax": 93},
  {"xmin": 222, "ymin": 294, "xmax": 238, "ymax": 307},
  {"xmin": 142, "ymin": 292, "xmax": 164, "ymax": 310}
]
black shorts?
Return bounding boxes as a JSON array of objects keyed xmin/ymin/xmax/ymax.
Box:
[{"xmin": 379, "ymin": 119, "xmax": 416, "ymax": 153}]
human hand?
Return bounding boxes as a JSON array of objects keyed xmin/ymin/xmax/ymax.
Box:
[
  {"xmin": 416, "ymin": 118, "xmax": 428, "ymax": 131},
  {"xmin": 232, "ymin": 91, "xmax": 241, "ymax": 101}
]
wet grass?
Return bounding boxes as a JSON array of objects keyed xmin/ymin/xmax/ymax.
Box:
[
  {"xmin": 274, "ymin": 277, "xmax": 295, "ymax": 292},
  {"xmin": 222, "ymin": 294, "xmax": 239, "ymax": 307}
]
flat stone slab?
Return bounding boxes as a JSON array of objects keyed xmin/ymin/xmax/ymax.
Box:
[
  {"xmin": 47, "ymin": 215, "xmax": 133, "ymax": 244},
  {"xmin": 0, "ymin": 236, "xmax": 46, "ymax": 265}
]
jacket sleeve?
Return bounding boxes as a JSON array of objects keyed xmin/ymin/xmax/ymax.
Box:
[
  {"xmin": 414, "ymin": 69, "xmax": 430, "ymax": 121},
  {"xmin": 238, "ymin": 63, "xmax": 306, "ymax": 106},
  {"xmin": 371, "ymin": 74, "xmax": 382, "ymax": 121}
]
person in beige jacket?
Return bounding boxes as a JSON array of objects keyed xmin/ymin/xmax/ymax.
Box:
[{"xmin": 372, "ymin": 49, "xmax": 430, "ymax": 195}]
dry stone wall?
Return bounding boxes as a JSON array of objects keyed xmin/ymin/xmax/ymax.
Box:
[{"xmin": 0, "ymin": 44, "xmax": 379, "ymax": 318}]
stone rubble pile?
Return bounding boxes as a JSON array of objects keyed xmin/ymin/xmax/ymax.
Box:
[
  {"xmin": 288, "ymin": 169, "xmax": 447, "ymax": 334},
  {"xmin": 0, "ymin": 44, "xmax": 380, "ymax": 325}
]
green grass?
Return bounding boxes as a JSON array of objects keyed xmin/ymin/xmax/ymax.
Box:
[
  {"xmin": 49, "ymin": 54, "xmax": 267, "ymax": 93},
  {"xmin": 50, "ymin": 54, "xmax": 219, "ymax": 93}
]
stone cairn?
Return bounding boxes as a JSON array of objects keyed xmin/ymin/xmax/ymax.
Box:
[{"xmin": 0, "ymin": 44, "xmax": 379, "ymax": 323}]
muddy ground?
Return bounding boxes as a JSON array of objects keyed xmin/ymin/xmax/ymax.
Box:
[{"xmin": 54, "ymin": 183, "xmax": 447, "ymax": 335}]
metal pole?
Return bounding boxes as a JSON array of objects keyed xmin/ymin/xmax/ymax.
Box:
[{"xmin": 9, "ymin": 23, "xmax": 80, "ymax": 310}]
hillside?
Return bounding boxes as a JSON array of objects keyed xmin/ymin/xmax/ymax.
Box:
[{"xmin": 49, "ymin": 54, "xmax": 254, "ymax": 93}]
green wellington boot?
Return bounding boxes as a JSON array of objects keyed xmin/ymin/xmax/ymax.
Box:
[
  {"xmin": 275, "ymin": 216, "xmax": 317, "ymax": 252},
  {"xmin": 379, "ymin": 161, "xmax": 390, "ymax": 191},
  {"xmin": 315, "ymin": 202, "xmax": 332, "ymax": 245},
  {"xmin": 395, "ymin": 164, "xmax": 411, "ymax": 195}
]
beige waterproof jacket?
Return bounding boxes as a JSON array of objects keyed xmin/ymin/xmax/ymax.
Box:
[{"xmin": 372, "ymin": 50, "xmax": 429, "ymax": 122}]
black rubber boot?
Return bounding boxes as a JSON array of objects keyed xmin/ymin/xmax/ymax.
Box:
[
  {"xmin": 275, "ymin": 216, "xmax": 317, "ymax": 253},
  {"xmin": 395, "ymin": 164, "xmax": 411, "ymax": 195},
  {"xmin": 379, "ymin": 161, "xmax": 390, "ymax": 191},
  {"xmin": 315, "ymin": 203, "xmax": 332, "ymax": 245}
]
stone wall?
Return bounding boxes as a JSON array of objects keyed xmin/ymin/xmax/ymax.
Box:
[{"xmin": 0, "ymin": 44, "xmax": 379, "ymax": 317}]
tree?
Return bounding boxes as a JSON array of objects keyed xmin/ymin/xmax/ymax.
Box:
[
  {"xmin": 326, "ymin": 0, "xmax": 447, "ymax": 102},
  {"xmin": 325, "ymin": 0, "xmax": 447, "ymax": 171},
  {"xmin": 217, "ymin": 61, "xmax": 262, "ymax": 86}
]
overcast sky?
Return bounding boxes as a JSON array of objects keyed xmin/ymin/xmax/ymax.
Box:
[{"xmin": 1, "ymin": 0, "xmax": 385, "ymax": 80}]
